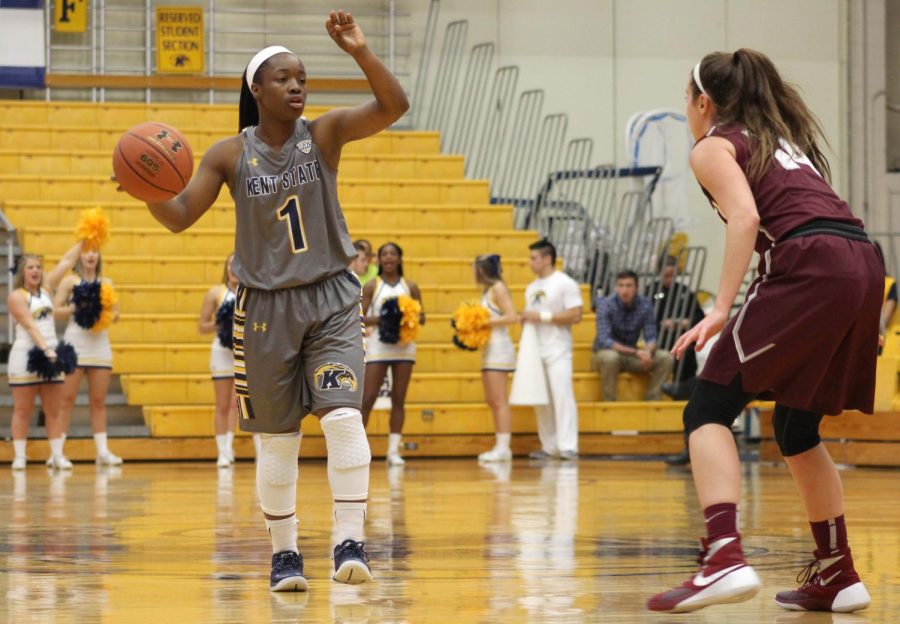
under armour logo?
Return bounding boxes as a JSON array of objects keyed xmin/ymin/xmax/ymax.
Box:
[
  {"xmin": 253, "ymin": 322, "xmax": 267, "ymax": 332},
  {"xmin": 249, "ymin": 157, "xmax": 259, "ymax": 167}
]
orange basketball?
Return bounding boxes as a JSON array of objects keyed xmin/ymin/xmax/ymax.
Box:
[{"xmin": 112, "ymin": 122, "xmax": 193, "ymax": 203}]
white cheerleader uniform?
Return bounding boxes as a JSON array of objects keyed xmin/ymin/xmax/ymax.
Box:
[
  {"xmin": 64, "ymin": 278, "xmax": 113, "ymax": 369},
  {"xmin": 481, "ymin": 288, "xmax": 516, "ymax": 372},
  {"xmin": 7, "ymin": 288, "xmax": 63, "ymax": 386},
  {"xmin": 210, "ymin": 286, "xmax": 236, "ymax": 380},
  {"xmin": 367, "ymin": 276, "xmax": 416, "ymax": 364}
]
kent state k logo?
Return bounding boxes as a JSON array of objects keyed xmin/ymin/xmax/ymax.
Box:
[
  {"xmin": 531, "ymin": 290, "xmax": 547, "ymax": 306},
  {"xmin": 315, "ymin": 363, "xmax": 358, "ymax": 392}
]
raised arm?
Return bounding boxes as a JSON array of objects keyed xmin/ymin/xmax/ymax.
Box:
[
  {"xmin": 310, "ymin": 11, "xmax": 410, "ymax": 169},
  {"xmin": 673, "ymin": 136, "xmax": 759, "ymax": 359},
  {"xmin": 53, "ymin": 274, "xmax": 77, "ymax": 321},
  {"xmin": 45, "ymin": 241, "xmax": 82, "ymax": 293},
  {"xmin": 143, "ymin": 137, "xmax": 239, "ymax": 233}
]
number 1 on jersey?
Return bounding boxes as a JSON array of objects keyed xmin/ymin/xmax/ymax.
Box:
[{"xmin": 276, "ymin": 195, "xmax": 308, "ymax": 254}]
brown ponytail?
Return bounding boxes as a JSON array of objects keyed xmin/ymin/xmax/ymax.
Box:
[{"xmin": 690, "ymin": 48, "xmax": 832, "ymax": 184}]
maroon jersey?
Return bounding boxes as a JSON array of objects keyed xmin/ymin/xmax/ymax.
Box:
[
  {"xmin": 697, "ymin": 124, "xmax": 864, "ymax": 256},
  {"xmin": 695, "ymin": 124, "xmax": 883, "ymax": 415}
]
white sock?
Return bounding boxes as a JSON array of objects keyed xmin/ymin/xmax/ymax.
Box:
[
  {"xmin": 225, "ymin": 431, "xmax": 234, "ymax": 453},
  {"xmin": 388, "ymin": 433, "xmax": 401, "ymax": 455},
  {"xmin": 496, "ymin": 432, "xmax": 511, "ymax": 450},
  {"xmin": 13, "ymin": 439, "xmax": 26, "ymax": 459},
  {"xmin": 266, "ymin": 516, "xmax": 298, "ymax": 554},
  {"xmin": 94, "ymin": 432, "xmax": 109, "ymax": 456},
  {"xmin": 334, "ymin": 502, "xmax": 367, "ymax": 544},
  {"xmin": 49, "ymin": 437, "xmax": 64, "ymax": 458},
  {"xmin": 215, "ymin": 434, "xmax": 227, "ymax": 455},
  {"xmin": 61, "ymin": 432, "xmax": 67, "ymax": 444}
]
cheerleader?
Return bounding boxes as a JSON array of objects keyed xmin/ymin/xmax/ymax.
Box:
[
  {"xmin": 54, "ymin": 247, "xmax": 122, "ymax": 465},
  {"xmin": 360, "ymin": 242, "xmax": 425, "ymax": 465},
  {"xmin": 473, "ymin": 255, "xmax": 518, "ymax": 462},
  {"xmin": 8, "ymin": 243, "xmax": 83, "ymax": 470},
  {"xmin": 198, "ymin": 253, "xmax": 244, "ymax": 467}
]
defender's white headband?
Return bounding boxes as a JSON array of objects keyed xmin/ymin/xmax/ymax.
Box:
[
  {"xmin": 246, "ymin": 46, "xmax": 295, "ymax": 88},
  {"xmin": 692, "ymin": 62, "xmax": 708, "ymax": 97}
]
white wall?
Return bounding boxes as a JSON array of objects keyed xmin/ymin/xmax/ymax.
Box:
[{"xmin": 403, "ymin": 0, "xmax": 849, "ymax": 291}]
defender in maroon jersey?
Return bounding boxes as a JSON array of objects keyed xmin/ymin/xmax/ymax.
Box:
[{"xmin": 647, "ymin": 49, "xmax": 878, "ymax": 614}]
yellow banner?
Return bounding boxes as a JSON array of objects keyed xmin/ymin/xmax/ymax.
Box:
[
  {"xmin": 156, "ymin": 6, "xmax": 205, "ymax": 74},
  {"xmin": 54, "ymin": 0, "xmax": 88, "ymax": 33}
]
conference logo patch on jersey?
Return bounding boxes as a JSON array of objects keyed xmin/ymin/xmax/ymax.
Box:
[
  {"xmin": 33, "ymin": 306, "xmax": 53, "ymax": 320},
  {"xmin": 315, "ymin": 363, "xmax": 358, "ymax": 392},
  {"xmin": 297, "ymin": 139, "xmax": 312, "ymax": 154}
]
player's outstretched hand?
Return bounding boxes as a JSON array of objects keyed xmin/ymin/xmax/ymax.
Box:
[
  {"xmin": 671, "ymin": 308, "xmax": 727, "ymax": 360},
  {"xmin": 326, "ymin": 10, "xmax": 367, "ymax": 55}
]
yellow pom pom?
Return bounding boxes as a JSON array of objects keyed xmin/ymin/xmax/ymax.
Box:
[
  {"xmin": 75, "ymin": 207, "xmax": 110, "ymax": 251},
  {"xmin": 397, "ymin": 295, "xmax": 422, "ymax": 344},
  {"xmin": 93, "ymin": 282, "xmax": 119, "ymax": 333},
  {"xmin": 452, "ymin": 301, "xmax": 491, "ymax": 350}
]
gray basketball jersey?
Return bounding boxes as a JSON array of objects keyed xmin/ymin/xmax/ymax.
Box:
[{"xmin": 231, "ymin": 118, "xmax": 356, "ymax": 290}]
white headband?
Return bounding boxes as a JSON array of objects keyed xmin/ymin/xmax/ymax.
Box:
[
  {"xmin": 246, "ymin": 45, "xmax": 295, "ymax": 88},
  {"xmin": 692, "ymin": 61, "xmax": 708, "ymax": 97}
]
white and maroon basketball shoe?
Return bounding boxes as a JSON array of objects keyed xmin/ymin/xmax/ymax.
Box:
[
  {"xmin": 775, "ymin": 548, "xmax": 870, "ymax": 612},
  {"xmin": 647, "ymin": 535, "xmax": 761, "ymax": 613}
]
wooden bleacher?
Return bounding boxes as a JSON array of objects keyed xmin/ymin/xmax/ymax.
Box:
[
  {"xmin": 758, "ymin": 324, "xmax": 900, "ymax": 467},
  {"xmin": 0, "ymin": 100, "xmax": 687, "ymax": 461}
]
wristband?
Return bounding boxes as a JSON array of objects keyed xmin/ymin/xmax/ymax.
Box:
[{"xmin": 540, "ymin": 311, "xmax": 553, "ymax": 323}]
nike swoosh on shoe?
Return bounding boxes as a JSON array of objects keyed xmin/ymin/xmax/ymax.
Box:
[{"xmin": 693, "ymin": 564, "xmax": 745, "ymax": 587}]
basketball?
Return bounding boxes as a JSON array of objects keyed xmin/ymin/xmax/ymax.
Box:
[{"xmin": 112, "ymin": 122, "xmax": 194, "ymax": 203}]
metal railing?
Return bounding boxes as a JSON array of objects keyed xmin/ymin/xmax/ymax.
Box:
[
  {"xmin": 43, "ymin": 0, "xmax": 410, "ymax": 103},
  {"xmin": 412, "ymin": 17, "xmax": 670, "ymax": 272},
  {"xmin": 527, "ymin": 165, "xmax": 663, "ymax": 288},
  {"xmin": 649, "ymin": 246, "xmax": 707, "ymax": 382},
  {"xmin": 0, "ymin": 204, "xmax": 17, "ymax": 345}
]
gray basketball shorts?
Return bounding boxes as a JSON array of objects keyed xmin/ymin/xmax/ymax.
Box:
[{"xmin": 234, "ymin": 270, "xmax": 365, "ymax": 433}]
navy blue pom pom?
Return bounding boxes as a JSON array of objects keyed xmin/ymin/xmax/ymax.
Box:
[
  {"xmin": 55, "ymin": 341, "xmax": 78, "ymax": 374},
  {"xmin": 26, "ymin": 342, "xmax": 79, "ymax": 381},
  {"xmin": 216, "ymin": 299, "xmax": 235, "ymax": 349},
  {"xmin": 378, "ymin": 297, "xmax": 402, "ymax": 344},
  {"xmin": 26, "ymin": 346, "xmax": 57, "ymax": 381},
  {"xmin": 72, "ymin": 281, "xmax": 102, "ymax": 330}
]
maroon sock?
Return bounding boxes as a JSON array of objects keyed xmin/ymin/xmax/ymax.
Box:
[
  {"xmin": 704, "ymin": 502, "xmax": 738, "ymax": 541},
  {"xmin": 810, "ymin": 515, "xmax": 848, "ymax": 555}
]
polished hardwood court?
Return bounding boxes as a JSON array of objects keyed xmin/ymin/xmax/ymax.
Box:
[{"xmin": 1, "ymin": 458, "xmax": 898, "ymax": 623}]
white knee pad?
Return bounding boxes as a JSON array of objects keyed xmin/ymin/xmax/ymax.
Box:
[
  {"xmin": 320, "ymin": 408, "xmax": 371, "ymax": 501},
  {"xmin": 256, "ymin": 432, "xmax": 301, "ymax": 516}
]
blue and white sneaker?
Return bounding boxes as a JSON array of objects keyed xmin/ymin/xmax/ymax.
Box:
[
  {"xmin": 270, "ymin": 550, "xmax": 308, "ymax": 592},
  {"xmin": 333, "ymin": 539, "xmax": 374, "ymax": 584}
]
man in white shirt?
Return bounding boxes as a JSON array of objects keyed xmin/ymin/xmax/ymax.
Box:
[{"xmin": 520, "ymin": 240, "xmax": 584, "ymax": 460}]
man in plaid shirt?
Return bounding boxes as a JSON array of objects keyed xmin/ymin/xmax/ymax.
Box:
[{"xmin": 592, "ymin": 270, "xmax": 674, "ymax": 400}]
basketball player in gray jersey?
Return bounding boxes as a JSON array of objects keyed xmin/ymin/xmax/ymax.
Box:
[{"xmin": 133, "ymin": 10, "xmax": 408, "ymax": 592}]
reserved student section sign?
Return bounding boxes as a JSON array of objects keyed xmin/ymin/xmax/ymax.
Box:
[{"xmin": 156, "ymin": 6, "xmax": 205, "ymax": 74}]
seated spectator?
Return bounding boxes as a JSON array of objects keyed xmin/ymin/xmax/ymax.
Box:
[
  {"xmin": 651, "ymin": 256, "xmax": 705, "ymax": 399},
  {"xmin": 591, "ymin": 270, "xmax": 674, "ymax": 400}
]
